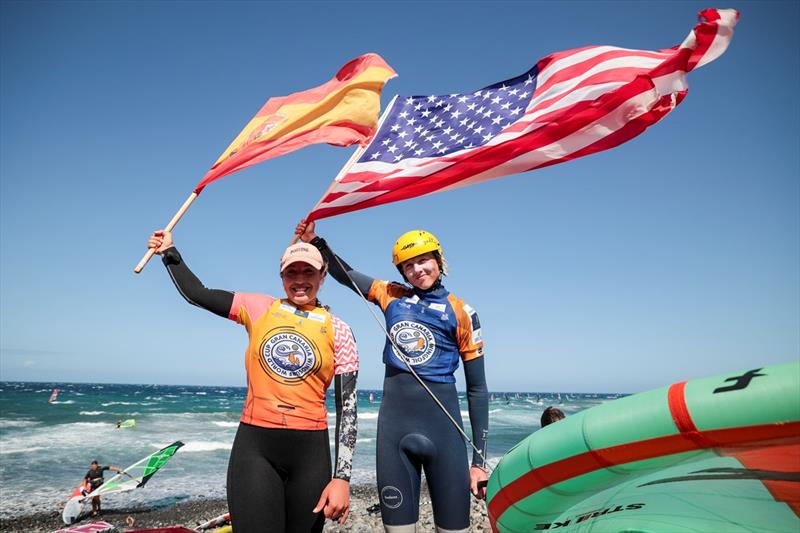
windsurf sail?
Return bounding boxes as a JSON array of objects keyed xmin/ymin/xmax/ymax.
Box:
[
  {"xmin": 84, "ymin": 441, "xmax": 183, "ymax": 500},
  {"xmin": 117, "ymin": 418, "xmax": 136, "ymax": 429},
  {"xmin": 49, "ymin": 388, "xmax": 59, "ymax": 403},
  {"xmin": 64, "ymin": 443, "xmax": 183, "ymax": 524}
]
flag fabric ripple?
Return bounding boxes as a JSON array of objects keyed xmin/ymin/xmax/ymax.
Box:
[
  {"xmin": 307, "ymin": 9, "xmax": 738, "ymax": 221},
  {"xmin": 194, "ymin": 53, "xmax": 397, "ymax": 193}
]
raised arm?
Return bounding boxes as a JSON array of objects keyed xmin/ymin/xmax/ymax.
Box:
[
  {"xmin": 295, "ymin": 222, "xmax": 375, "ymax": 296},
  {"xmin": 147, "ymin": 230, "xmax": 233, "ymax": 318}
]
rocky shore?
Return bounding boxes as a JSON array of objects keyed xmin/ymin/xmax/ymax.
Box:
[{"xmin": 0, "ymin": 485, "xmax": 490, "ymax": 532}]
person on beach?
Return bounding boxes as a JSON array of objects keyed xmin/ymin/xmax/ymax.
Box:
[
  {"xmin": 540, "ymin": 406, "xmax": 566, "ymax": 427},
  {"xmin": 296, "ymin": 222, "xmax": 489, "ymax": 533},
  {"xmin": 147, "ymin": 230, "xmax": 359, "ymax": 533},
  {"xmin": 84, "ymin": 461, "xmax": 122, "ymax": 516}
]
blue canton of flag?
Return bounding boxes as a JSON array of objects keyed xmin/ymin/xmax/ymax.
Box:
[{"xmin": 363, "ymin": 68, "xmax": 538, "ymax": 163}]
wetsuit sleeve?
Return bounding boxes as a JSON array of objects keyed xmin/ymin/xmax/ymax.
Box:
[
  {"xmin": 331, "ymin": 316, "xmax": 359, "ymax": 481},
  {"xmin": 464, "ymin": 357, "xmax": 489, "ymax": 468},
  {"xmin": 333, "ymin": 371, "xmax": 358, "ymax": 481},
  {"xmin": 161, "ymin": 247, "xmax": 234, "ymax": 318},
  {"xmin": 309, "ymin": 236, "xmax": 374, "ymax": 296}
]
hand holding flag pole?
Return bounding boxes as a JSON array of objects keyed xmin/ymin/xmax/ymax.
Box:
[
  {"xmin": 132, "ymin": 53, "xmax": 396, "ymax": 273},
  {"xmin": 134, "ymin": 192, "xmax": 199, "ymax": 273}
]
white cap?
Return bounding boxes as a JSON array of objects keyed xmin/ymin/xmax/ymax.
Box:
[{"xmin": 280, "ymin": 243, "xmax": 325, "ymax": 272}]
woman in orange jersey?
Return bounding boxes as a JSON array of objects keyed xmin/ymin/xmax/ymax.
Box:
[{"xmin": 147, "ymin": 230, "xmax": 359, "ymax": 533}]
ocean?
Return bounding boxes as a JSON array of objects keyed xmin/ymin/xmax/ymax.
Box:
[{"xmin": 0, "ymin": 382, "xmax": 622, "ymax": 518}]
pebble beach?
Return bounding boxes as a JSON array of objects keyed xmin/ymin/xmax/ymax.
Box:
[{"xmin": 0, "ymin": 485, "xmax": 490, "ymax": 533}]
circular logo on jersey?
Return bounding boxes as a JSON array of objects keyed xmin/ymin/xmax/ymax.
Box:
[
  {"xmin": 259, "ymin": 330, "xmax": 320, "ymax": 385},
  {"xmin": 389, "ymin": 321, "xmax": 436, "ymax": 365},
  {"xmin": 380, "ymin": 485, "xmax": 403, "ymax": 509}
]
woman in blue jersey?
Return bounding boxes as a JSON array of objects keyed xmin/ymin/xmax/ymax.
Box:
[{"xmin": 297, "ymin": 222, "xmax": 488, "ymax": 533}]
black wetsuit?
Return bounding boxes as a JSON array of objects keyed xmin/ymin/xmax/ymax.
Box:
[
  {"xmin": 311, "ymin": 237, "xmax": 489, "ymax": 530},
  {"xmin": 84, "ymin": 466, "xmax": 110, "ymax": 492},
  {"xmin": 160, "ymin": 247, "xmax": 358, "ymax": 533}
]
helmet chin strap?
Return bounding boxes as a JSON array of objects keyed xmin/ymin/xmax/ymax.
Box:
[{"xmin": 329, "ymin": 253, "xmax": 491, "ymax": 471}]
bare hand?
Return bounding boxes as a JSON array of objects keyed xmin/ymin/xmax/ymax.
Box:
[
  {"xmin": 470, "ymin": 465, "xmax": 488, "ymax": 500},
  {"xmin": 312, "ymin": 478, "xmax": 349, "ymax": 524},
  {"xmin": 147, "ymin": 230, "xmax": 174, "ymax": 255},
  {"xmin": 295, "ymin": 220, "xmax": 317, "ymax": 243}
]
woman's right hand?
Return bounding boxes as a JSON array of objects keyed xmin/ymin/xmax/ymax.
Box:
[
  {"xmin": 148, "ymin": 230, "xmax": 174, "ymax": 255},
  {"xmin": 295, "ymin": 220, "xmax": 317, "ymax": 243}
]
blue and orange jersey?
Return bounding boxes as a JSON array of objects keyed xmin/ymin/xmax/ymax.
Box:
[
  {"xmin": 228, "ymin": 293, "xmax": 358, "ymax": 430},
  {"xmin": 368, "ymin": 280, "xmax": 483, "ymax": 383}
]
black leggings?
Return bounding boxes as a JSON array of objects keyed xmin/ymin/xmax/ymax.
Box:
[
  {"xmin": 227, "ymin": 423, "xmax": 331, "ymax": 533},
  {"xmin": 377, "ymin": 369, "xmax": 470, "ymax": 529}
]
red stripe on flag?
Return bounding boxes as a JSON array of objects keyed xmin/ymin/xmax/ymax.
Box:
[
  {"xmin": 534, "ymin": 48, "xmax": 669, "ymax": 97},
  {"xmin": 687, "ymin": 9, "xmax": 721, "ymax": 72},
  {"xmin": 531, "ymin": 67, "xmax": 654, "ymax": 113},
  {"xmin": 257, "ymin": 54, "xmax": 395, "ymax": 113},
  {"xmin": 196, "ymin": 121, "xmax": 376, "ymax": 193},
  {"xmin": 531, "ymin": 91, "xmax": 680, "ymax": 172}
]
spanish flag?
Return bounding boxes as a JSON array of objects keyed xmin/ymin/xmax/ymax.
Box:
[{"xmin": 194, "ymin": 53, "xmax": 396, "ymax": 193}]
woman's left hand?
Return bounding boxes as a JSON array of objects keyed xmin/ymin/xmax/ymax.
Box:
[
  {"xmin": 470, "ymin": 465, "xmax": 488, "ymax": 500},
  {"xmin": 295, "ymin": 220, "xmax": 317, "ymax": 243},
  {"xmin": 313, "ymin": 478, "xmax": 350, "ymax": 524}
]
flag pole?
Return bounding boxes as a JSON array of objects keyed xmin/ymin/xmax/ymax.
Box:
[
  {"xmin": 133, "ymin": 192, "xmax": 199, "ymax": 274},
  {"xmin": 291, "ymin": 94, "xmax": 399, "ymax": 245}
]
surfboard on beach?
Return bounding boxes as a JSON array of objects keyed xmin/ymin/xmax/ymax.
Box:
[{"xmin": 487, "ymin": 361, "xmax": 800, "ymax": 532}]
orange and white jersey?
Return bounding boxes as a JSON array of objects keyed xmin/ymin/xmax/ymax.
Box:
[{"xmin": 229, "ymin": 293, "xmax": 358, "ymax": 430}]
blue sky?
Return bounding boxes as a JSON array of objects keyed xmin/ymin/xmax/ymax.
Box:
[{"xmin": 1, "ymin": 1, "xmax": 797, "ymax": 392}]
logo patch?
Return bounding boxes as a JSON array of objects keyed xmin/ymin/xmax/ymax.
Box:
[
  {"xmin": 390, "ymin": 321, "xmax": 436, "ymax": 365},
  {"xmin": 380, "ymin": 486, "xmax": 403, "ymax": 509},
  {"xmin": 463, "ymin": 304, "xmax": 482, "ymax": 344},
  {"xmin": 259, "ymin": 330, "xmax": 320, "ymax": 385}
]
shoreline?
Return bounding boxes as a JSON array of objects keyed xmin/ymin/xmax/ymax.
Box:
[{"xmin": 0, "ymin": 484, "xmax": 490, "ymax": 532}]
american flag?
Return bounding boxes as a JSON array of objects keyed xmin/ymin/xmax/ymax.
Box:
[{"xmin": 307, "ymin": 8, "xmax": 738, "ymax": 221}]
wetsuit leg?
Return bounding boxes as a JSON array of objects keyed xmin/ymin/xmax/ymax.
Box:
[
  {"xmin": 283, "ymin": 429, "xmax": 330, "ymax": 532},
  {"xmin": 227, "ymin": 423, "xmax": 331, "ymax": 533},
  {"xmin": 376, "ymin": 413, "xmax": 424, "ymax": 526},
  {"xmin": 377, "ymin": 369, "xmax": 471, "ymax": 530},
  {"xmin": 423, "ymin": 428, "xmax": 470, "ymax": 531},
  {"xmin": 227, "ymin": 423, "xmax": 285, "ymax": 533}
]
